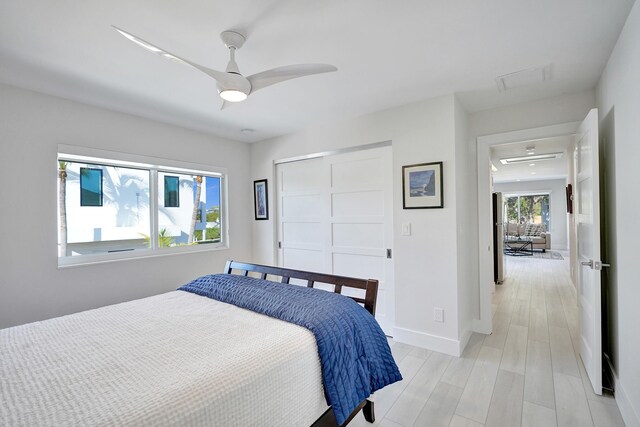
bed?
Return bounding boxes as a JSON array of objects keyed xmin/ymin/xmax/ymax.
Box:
[{"xmin": 0, "ymin": 260, "xmax": 401, "ymax": 426}]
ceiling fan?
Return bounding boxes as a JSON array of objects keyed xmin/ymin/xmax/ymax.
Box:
[{"xmin": 113, "ymin": 26, "xmax": 337, "ymax": 108}]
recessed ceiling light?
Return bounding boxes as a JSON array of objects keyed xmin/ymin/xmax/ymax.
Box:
[
  {"xmin": 500, "ymin": 152, "xmax": 563, "ymax": 165},
  {"xmin": 529, "ymin": 163, "xmax": 535, "ymax": 166},
  {"xmin": 241, "ymin": 128, "xmax": 254, "ymax": 134},
  {"xmin": 517, "ymin": 179, "xmax": 521, "ymax": 182},
  {"xmin": 531, "ymin": 172, "xmax": 537, "ymax": 175}
]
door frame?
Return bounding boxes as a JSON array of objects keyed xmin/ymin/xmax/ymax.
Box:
[
  {"xmin": 270, "ymin": 140, "xmax": 392, "ymax": 267},
  {"xmin": 476, "ymin": 122, "xmax": 580, "ymax": 334}
]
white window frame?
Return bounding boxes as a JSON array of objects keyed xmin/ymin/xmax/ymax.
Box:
[{"xmin": 57, "ymin": 144, "xmax": 228, "ymax": 268}]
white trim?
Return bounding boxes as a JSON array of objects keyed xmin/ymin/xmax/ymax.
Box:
[
  {"xmin": 393, "ymin": 326, "xmax": 462, "ymax": 357},
  {"xmin": 613, "ymin": 369, "xmax": 640, "ymax": 427},
  {"xmin": 458, "ymin": 326, "xmax": 473, "ymax": 354},
  {"xmin": 501, "ymin": 190, "xmax": 552, "ymax": 197},
  {"xmin": 476, "ymin": 122, "xmax": 580, "ymax": 337},
  {"xmin": 58, "ymin": 144, "xmax": 227, "ymax": 177},
  {"xmin": 58, "ymin": 243, "xmax": 229, "ymax": 269},
  {"xmin": 472, "ymin": 318, "xmax": 492, "ymax": 334},
  {"xmin": 273, "ymin": 140, "xmax": 392, "ymax": 165}
]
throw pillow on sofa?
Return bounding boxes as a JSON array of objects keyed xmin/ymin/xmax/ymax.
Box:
[{"xmin": 524, "ymin": 223, "xmax": 546, "ymax": 236}]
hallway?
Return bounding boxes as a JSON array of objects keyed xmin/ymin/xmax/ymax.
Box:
[{"xmin": 351, "ymin": 254, "xmax": 625, "ymax": 427}]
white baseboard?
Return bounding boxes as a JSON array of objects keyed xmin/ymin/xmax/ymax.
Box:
[
  {"xmin": 473, "ymin": 318, "xmax": 492, "ymax": 335},
  {"xmin": 459, "ymin": 327, "xmax": 472, "ymax": 354},
  {"xmin": 613, "ymin": 369, "xmax": 640, "ymax": 427},
  {"xmin": 393, "ymin": 326, "xmax": 462, "ymax": 356}
]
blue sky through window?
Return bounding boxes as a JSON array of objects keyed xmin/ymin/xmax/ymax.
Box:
[{"xmin": 205, "ymin": 177, "xmax": 220, "ymax": 210}]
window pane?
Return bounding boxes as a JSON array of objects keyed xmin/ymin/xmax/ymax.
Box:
[
  {"xmin": 80, "ymin": 168, "xmax": 103, "ymax": 206},
  {"xmin": 506, "ymin": 196, "xmax": 518, "ymax": 223},
  {"xmin": 164, "ymin": 175, "xmax": 179, "ymax": 207},
  {"xmin": 59, "ymin": 161, "xmax": 151, "ymax": 256},
  {"xmin": 158, "ymin": 172, "xmax": 221, "ymax": 247}
]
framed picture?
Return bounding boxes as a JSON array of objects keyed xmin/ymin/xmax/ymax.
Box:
[
  {"xmin": 566, "ymin": 183, "xmax": 573, "ymax": 214},
  {"xmin": 253, "ymin": 179, "xmax": 269, "ymax": 220},
  {"xmin": 402, "ymin": 161, "xmax": 443, "ymax": 209}
]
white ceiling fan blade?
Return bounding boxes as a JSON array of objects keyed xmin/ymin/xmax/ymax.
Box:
[
  {"xmin": 247, "ymin": 64, "xmax": 337, "ymax": 93},
  {"xmin": 112, "ymin": 26, "xmax": 243, "ymax": 89}
]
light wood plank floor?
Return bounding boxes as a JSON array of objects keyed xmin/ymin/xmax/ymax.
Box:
[{"xmin": 350, "ymin": 254, "xmax": 625, "ymax": 427}]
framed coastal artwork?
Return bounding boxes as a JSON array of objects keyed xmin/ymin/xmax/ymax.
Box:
[
  {"xmin": 402, "ymin": 161, "xmax": 443, "ymax": 209},
  {"xmin": 253, "ymin": 179, "xmax": 269, "ymax": 220}
]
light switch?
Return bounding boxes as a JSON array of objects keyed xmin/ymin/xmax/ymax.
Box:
[{"xmin": 401, "ymin": 223, "xmax": 411, "ymax": 236}]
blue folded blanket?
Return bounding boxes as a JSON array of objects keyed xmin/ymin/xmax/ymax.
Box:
[{"xmin": 179, "ymin": 274, "xmax": 402, "ymax": 425}]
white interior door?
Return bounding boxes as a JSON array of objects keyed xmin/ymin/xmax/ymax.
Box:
[
  {"xmin": 575, "ymin": 108, "xmax": 604, "ymax": 395},
  {"xmin": 276, "ymin": 146, "xmax": 395, "ymax": 335}
]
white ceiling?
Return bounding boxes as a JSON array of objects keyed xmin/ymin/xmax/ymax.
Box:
[
  {"xmin": 491, "ymin": 136, "xmax": 573, "ymax": 183},
  {"xmin": 0, "ymin": 0, "xmax": 635, "ymax": 143}
]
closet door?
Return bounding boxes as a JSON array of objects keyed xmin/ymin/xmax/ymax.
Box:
[
  {"xmin": 276, "ymin": 146, "xmax": 394, "ymax": 335},
  {"xmin": 276, "ymin": 158, "xmax": 327, "ymax": 273}
]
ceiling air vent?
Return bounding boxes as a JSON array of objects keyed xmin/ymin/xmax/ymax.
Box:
[
  {"xmin": 495, "ymin": 64, "xmax": 552, "ymax": 92},
  {"xmin": 499, "ymin": 152, "xmax": 563, "ymax": 165}
]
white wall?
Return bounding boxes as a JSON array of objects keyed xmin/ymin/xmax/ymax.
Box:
[
  {"xmin": 493, "ymin": 179, "xmax": 568, "ymax": 250},
  {"xmin": 0, "ymin": 83, "xmax": 252, "ymax": 329},
  {"xmin": 251, "ymin": 94, "xmax": 469, "ymax": 355},
  {"xmin": 454, "ymin": 96, "xmax": 476, "ymax": 342},
  {"xmin": 596, "ymin": 2, "xmax": 640, "ymax": 425}
]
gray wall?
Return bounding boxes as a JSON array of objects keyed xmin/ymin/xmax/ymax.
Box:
[{"xmin": 0, "ymin": 84, "xmax": 252, "ymax": 329}]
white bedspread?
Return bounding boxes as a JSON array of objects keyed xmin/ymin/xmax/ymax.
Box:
[{"xmin": 0, "ymin": 291, "xmax": 328, "ymax": 426}]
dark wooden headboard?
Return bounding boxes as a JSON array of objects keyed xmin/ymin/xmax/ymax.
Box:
[{"xmin": 223, "ymin": 260, "xmax": 379, "ymax": 316}]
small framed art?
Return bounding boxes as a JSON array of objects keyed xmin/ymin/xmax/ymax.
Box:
[
  {"xmin": 402, "ymin": 161, "xmax": 443, "ymax": 209},
  {"xmin": 254, "ymin": 179, "xmax": 269, "ymax": 220}
]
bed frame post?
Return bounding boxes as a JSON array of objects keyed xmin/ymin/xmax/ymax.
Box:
[
  {"xmin": 362, "ymin": 399, "xmax": 375, "ymax": 423},
  {"xmin": 224, "ymin": 260, "xmax": 233, "ymax": 274}
]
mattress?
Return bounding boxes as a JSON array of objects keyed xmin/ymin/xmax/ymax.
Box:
[{"xmin": 0, "ymin": 291, "xmax": 328, "ymax": 426}]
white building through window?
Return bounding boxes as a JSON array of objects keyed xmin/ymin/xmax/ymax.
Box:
[{"xmin": 57, "ymin": 146, "xmax": 226, "ymax": 267}]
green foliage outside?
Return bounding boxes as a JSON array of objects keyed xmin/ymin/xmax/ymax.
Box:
[
  {"xmin": 505, "ymin": 194, "xmax": 550, "ymax": 226},
  {"xmin": 206, "ymin": 210, "xmax": 219, "ymax": 222},
  {"xmin": 141, "ymin": 228, "xmax": 174, "ymax": 248},
  {"xmin": 193, "ymin": 227, "xmax": 221, "ymax": 242}
]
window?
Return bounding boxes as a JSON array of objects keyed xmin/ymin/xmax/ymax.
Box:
[
  {"xmin": 163, "ymin": 175, "xmax": 179, "ymax": 207},
  {"xmin": 505, "ymin": 193, "xmax": 550, "ymax": 229},
  {"xmin": 157, "ymin": 171, "xmax": 222, "ymax": 246},
  {"xmin": 58, "ymin": 147, "xmax": 226, "ymax": 266},
  {"xmin": 80, "ymin": 167, "xmax": 103, "ymax": 206}
]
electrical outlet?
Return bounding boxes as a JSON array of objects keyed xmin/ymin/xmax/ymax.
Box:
[{"xmin": 434, "ymin": 307, "xmax": 444, "ymax": 322}]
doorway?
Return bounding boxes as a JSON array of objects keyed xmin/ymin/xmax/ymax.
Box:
[
  {"xmin": 478, "ymin": 112, "xmax": 608, "ymax": 396},
  {"xmin": 476, "ymin": 122, "xmax": 580, "ymax": 334}
]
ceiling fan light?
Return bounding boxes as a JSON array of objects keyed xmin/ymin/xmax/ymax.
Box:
[{"xmin": 219, "ymin": 89, "xmax": 247, "ymax": 102}]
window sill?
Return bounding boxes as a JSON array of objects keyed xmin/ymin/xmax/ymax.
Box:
[{"xmin": 57, "ymin": 243, "xmax": 229, "ymax": 269}]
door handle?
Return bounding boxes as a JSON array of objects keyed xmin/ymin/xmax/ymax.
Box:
[{"xmin": 581, "ymin": 260, "xmax": 611, "ymax": 270}]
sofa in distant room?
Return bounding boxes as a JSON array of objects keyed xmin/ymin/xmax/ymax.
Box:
[{"xmin": 505, "ymin": 223, "xmax": 551, "ymax": 252}]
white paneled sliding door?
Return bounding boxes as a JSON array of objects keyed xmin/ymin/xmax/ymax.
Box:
[
  {"xmin": 276, "ymin": 157, "xmax": 326, "ymax": 273},
  {"xmin": 276, "ymin": 146, "xmax": 394, "ymax": 334}
]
